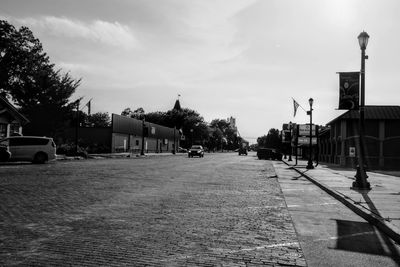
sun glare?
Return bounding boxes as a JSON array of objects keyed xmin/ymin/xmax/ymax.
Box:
[{"xmin": 323, "ymin": 0, "xmax": 356, "ymax": 27}]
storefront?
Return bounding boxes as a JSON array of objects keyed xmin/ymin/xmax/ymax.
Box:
[
  {"xmin": 111, "ymin": 114, "xmax": 179, "ymax": 153},
  {"xmin": 318, "ymin": 106, "xmax": 400, "ymax": 170}
]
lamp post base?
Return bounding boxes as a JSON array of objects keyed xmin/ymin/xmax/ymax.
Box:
[
  {"xmin": 306, "ymin": 160, "xmax": 314, "ymax": 169},
  {"xmin": 352, "ymin": 165, "xmax": 371, "ymax": 190}
]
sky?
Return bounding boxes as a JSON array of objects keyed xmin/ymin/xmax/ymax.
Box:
[{"xmin": 1, "ymin": 0, "xmax": 400, "ymax": 144}]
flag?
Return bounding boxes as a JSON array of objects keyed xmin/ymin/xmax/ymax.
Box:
[
  {"xmin": 293, "ymin": 98, "xmax": 300, "ymax": 117},
  {"xmin": 85, "ymin": 99, "xmax": 92, "ymax": 115},
  {"xmin": 338, "ymin": 72, "xmax": 360, "ymax": 110}
]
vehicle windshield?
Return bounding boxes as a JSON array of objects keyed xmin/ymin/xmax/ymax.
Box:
[{"xmin": 191, "ymin": 146, "xmax": 202, "ymax": 149}]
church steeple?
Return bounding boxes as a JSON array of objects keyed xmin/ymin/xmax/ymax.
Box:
[{"xmin": 173, "ymin": 94, "xmax": 182, "ymax": 111}]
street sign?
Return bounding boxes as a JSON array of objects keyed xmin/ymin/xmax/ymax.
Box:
[
  {"xmin": 349, "ymin": 147, "xmax": 356, "ymax": 157},
  {"xmin": 299, "ymin": 124, "xmax": 316, "ymax": 136},
  {"xmin": 297, "ymin": 137, "xmax": 317, "ymax": 145}
]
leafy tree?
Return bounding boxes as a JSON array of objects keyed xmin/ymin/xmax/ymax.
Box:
[
  {"xmin": 0, "ymin": 20, "xmax": 81, "ymax": 137},
  {"xmin": 121, "ymin": 107, "xmax": 145, "ymax": 120},
  {"xmin": 121, "ymin": 107, "xmax": 133, "ymax": 117},
  {"xmin": 257, "ymin": 128, "xmax": 282, "ymax": 149},
  {"xmin": 87, "ymin": 112, "xmax": 111, "ymax": 127},
  {"xmin": 145, "ymin": 111, "xmax": 167, "ymax": 125},
  {"xmin": 0, "ymin": 20, "xmax": 50, "ymax": 98},
  {"xmin": 210, "ymin": 119, "xmax": 239, "ymax": 150}
]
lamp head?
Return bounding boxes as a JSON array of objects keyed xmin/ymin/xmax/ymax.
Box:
[
  {"xmin": 309, "ymin": 98, "xmax": 314, "ymax": 107},
  {"xmin": 358, "ymin": 31, "xmax": 369, "ymax": 50}
]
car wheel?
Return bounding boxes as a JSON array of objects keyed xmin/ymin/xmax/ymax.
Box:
[
  {"xmin": 0, "ymin": 151, "xmax": 10, "ymax": 162},
  {"xmin": 33, "ymin": 152, "xmax": 47, "ymax": 164}
]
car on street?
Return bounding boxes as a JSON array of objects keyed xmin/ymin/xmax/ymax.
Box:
[
  {"xmin": 188, "ymin": 145, "xmax": 204, "ymax": 158},
  {"xmin": 257, "ymin": 147, "xmax": 282, "ymax": 160},
  {"xmin": 0, "ymin": 145, "xmax": 11, "ymax": 162},
  {"xmin": 238, "ymin": 147, "xmax": 248, "ymax": 156},
  {"xmin": 0, "ymin": 136, "xmax": 56, "ymax": 164}
]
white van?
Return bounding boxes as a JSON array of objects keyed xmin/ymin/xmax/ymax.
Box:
[{"xmin": 0, "ymin": 136, "xmax": 56, "ymax": 164}]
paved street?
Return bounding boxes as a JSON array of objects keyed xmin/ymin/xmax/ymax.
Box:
[{"xmin": 0, "ymin": 153, "xmax": 305, "ymax": 266}]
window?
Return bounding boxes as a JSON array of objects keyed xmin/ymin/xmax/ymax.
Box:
[
  {"xmin": 10, "ymin": 123, "xmax": 20, "ymax": 135},
  {"xmin": 0, "ymin": 124, "xmax": 7, "ymax": 139},
  {"xmin": 9, "ymin": 137, "xmax": 50, "ymax": 146}
]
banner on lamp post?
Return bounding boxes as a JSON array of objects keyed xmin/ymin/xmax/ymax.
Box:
[{"xmin": 338, "ymin": 72, "xmax": 360, "ymax": 110}]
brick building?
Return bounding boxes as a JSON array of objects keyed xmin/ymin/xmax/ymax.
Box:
[{"xmin": 318, "ymin": 106, "xmax": 400, "ymax": 170}]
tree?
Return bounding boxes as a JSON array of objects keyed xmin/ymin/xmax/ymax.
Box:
[
  {"xmin": 0, "ymin": 20, "xmax": 81, "ymax": 137},
  {"xmin": 121, "ymin": 107, "xmax": 145, "ymax": 120},
  {"xmin": 87, "ymin": 112, "xmax": 111, "ymax": 127},
  {"xmin": 121, "ymin": 107, "xmax": 133, "ymax": 117},
  {"xmin": 210, "ymin": 119, "xmax": 239, "ymax": 150},
  {"xmin": 257, "ymin": 128, "xmax": 282, "ymax": 150},
  {"xmin": 0, "ymin": 20, "xmax": 51, "ymax": 98}
]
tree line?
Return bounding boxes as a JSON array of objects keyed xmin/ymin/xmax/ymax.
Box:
[
  {"xmin": 0, "ymin": 20, "xmax": 243, "ymax": 151},
  {"xmin": 0, "ymin": 20, "xmax": 110, "ymax": 137},
  {"xmin": 121, "ymin": 107, "xmax": 242, "ymax": 151}
]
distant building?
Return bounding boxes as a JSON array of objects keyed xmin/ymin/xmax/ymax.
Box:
[
  {"xmin": 0, "ymin": 96, "xmax": 29, "ymax": 139},
  {"xmin": 227, "ymin": 116, "xmax": 237, "ymax": 133},
  {"xmin": 60, "ymin": 114, "xmax": 180, "ymax": 154},
  {"xmin": 111, "ymin": 114, "xmax": 179, "ymax": 153},
  {"xmin": 319, "ymin": 106, "xmax": 400, "ymax": 170}
]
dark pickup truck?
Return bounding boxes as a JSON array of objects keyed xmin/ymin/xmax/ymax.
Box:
[{"xmin": 257, "ymin": 148, "xmax": 282, "ymax": 160}]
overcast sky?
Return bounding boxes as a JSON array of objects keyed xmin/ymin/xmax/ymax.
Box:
[{"xmin": 1, "ymin": 0, "xmax": 400, "ymax": 144}]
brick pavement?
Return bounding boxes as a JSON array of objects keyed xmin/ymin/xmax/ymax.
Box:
[{"xmin": 0, "ymin": 154, "xmax": 306, "ymax": 266}]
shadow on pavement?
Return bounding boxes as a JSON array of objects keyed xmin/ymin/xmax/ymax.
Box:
[
  {"xmin": 333, "ymin": 219, "xmax": 386, "ymax": 255},
  {"xmin": 360, "ymin": 191, "xmax": 400, "ymax": 263},
  {"xmin": 333, "ymin": 218, "xmax": 400, "ymax": 264}
]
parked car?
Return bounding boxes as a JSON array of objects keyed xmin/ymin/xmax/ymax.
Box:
[
  {"xmin": 0, "ymin": 136, "xmax": 56, "ymax": 164},
  {"xmin": 238, "ymin": 147, "xmax": 248, "ymax": 156},
  {"xmin": 178, "ymin": 147, "xmax": 187, "ymax": 153},
  {"xmin": 257, "ymin": 148, "xmax": 282, "ymax": 160},
  {"xmin": 188, "ymin": 145, "xmax": 204, "ymax": 158},
  {"xmin": 0, "ymin": 145, "xmax": 11, "ymax": 162}
]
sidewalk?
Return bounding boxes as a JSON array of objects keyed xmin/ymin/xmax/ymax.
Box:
[{"xmin": 282, "ymin": 158, "xmax": 400, "ymax": 244}]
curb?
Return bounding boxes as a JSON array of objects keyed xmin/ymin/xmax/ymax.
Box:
[
  {"xmin": 281, "ymin": 161, "xmax": 400, "ymax": 244},
  {"xmin": 56, "ymin": 152, "xmax": 186, "ymax": 161}
]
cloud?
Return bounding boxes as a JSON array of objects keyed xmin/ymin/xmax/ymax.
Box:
[{"xmin": 13, "ymin": 16, "xmax": 138, "ymax": 50}]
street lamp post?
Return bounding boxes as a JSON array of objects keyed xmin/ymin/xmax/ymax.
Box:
[
  {"xmin": 75, "ymin": 99, "xmax": 80, "ymax": 155},
  {"xmin": 288, "ymin": 121, "xmax": 292, "ymax": 162},
  {"xmin": 140, "ymin": 118, "xmax": 146, "ymax": 156},
  {"xmin": 173, "ymin": 127, "xmax": 176, "ymax": 154},
  {"xmin": 190, "ymin": 129, "xmax": 193, "ymax": 147},
  {"xmin": 306, "ymin": 98, "xmax": 314, "ymax": 169},
  {"xmin": 353, "ymin": 31, "xmax": 371, "ymax": 189}
]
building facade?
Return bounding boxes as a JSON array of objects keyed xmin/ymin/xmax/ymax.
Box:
[
  {"xmin": 318, "ymin": 106, "xmax": 400, "ymax": 170},
  {"xmin": 0, "ymin": 96, "xmax": 29, "ymax": 139},
  {"xmin": 111, "ymin": 114, "xmax": 179, "ymax": 153}
]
